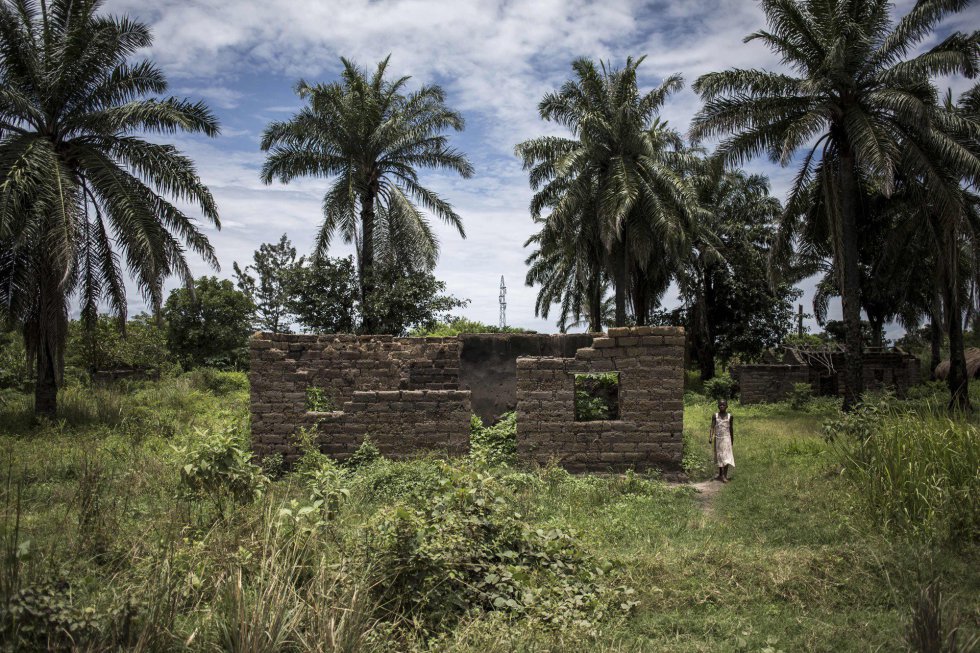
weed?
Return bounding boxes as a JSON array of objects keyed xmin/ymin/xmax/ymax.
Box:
[{"xmin": 470, "ymin": 413, "xmax": 517, "ymax": 467}]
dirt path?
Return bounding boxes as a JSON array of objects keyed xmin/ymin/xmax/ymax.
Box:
[{"xmin": 689, "ymin": 479, "xmax": 722, "ymax": 516}]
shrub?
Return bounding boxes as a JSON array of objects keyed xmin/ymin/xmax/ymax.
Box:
[
  {"xmin": 305, "ymin": 384, "xmax": 333, "ymax": 412},
  {"xmin": 345, "ymin": 437, "xmax": 381, "ymax": 470},
  {"xmin": 574, "ymin": 373, "xmax": 620, "ymax": 421},
  {"xmin": 174, "ymin": 426, "xmax": 268, "ymax": 512},
  {"xmin": 0, "ymin": 577, "xmax": 138, "ymax": 651},
  {"xmin": 906, "ymin": 580, "xmax": 978, "ymax": 653},
  {"xmin": 410, "ymin": 317, "xmax": 533, "ymax": 336},
  {"xmin": 364, "ymin": 463, "xmax": 635, "ymax": 636},
  {"xmin": 703, "ymin": 373, "xmax": 736, "ymax": 401},
  {"xmin": 291, "ymin": 424, "xmax": 330, "ymax": 478},
  {"xmin": 788, "ymin": 382, "xmax": 813, "ymax": 410},
  {"xmin": 347, "ymin": 458, "xmax": 446, "ymax": 506},
  {"xmin": 470, "ymin": 413, "xmax": 517, "ymax": 467}
]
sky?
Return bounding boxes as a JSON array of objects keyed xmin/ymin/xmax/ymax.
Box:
[{"xmin": 100, "ymin": 0, "xmax": 980, "ymax": 336}]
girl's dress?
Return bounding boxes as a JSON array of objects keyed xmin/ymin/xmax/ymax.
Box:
[{"xmin": 713, "ymin": 412, "xmax": 735, "ymax": 467}]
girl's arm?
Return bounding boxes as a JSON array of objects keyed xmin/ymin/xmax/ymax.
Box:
[
  {"xmin": 730, "ymin": 415, "xmax": 734, "ymax": 443},
  {"xmin": 709, "ymin": 415, "xmax": 716, "ymax": 442}
]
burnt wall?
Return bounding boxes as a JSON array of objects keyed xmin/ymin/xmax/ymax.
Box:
[
  {"xmin": 516, "ymin": 327, "xmax": 685, "ymax": 476},
  {"xmin": 458, "ymin": 333, "xmax": 594, "ymax": 422}
]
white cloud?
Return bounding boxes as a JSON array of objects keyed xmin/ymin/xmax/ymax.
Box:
[
  {"xmin": 101, "ymin": 0, "xmax": 980, "ymax": 336},
  {"xmin": 174, "ymin": 84, "xmax": 244, "ymax": 109}
]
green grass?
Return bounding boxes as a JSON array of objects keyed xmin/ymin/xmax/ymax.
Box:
[{"xmin": 1, "ymin": 379, "xmax": 977, "ymax": 651}]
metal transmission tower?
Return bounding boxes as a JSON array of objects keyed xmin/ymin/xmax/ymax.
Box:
[{"xmin": 499, "ymin": 276, "xmax": 507, "ymax": 329}]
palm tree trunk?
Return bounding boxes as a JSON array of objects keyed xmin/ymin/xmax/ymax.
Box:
[
  {"xmin": 868, "ymin": 312, "xmax": 884, "ymax": 349},
  {"xmin": 838, "ymin": 151, "xmax": 865, "ymax": 411},
  {"xmin": 633, "ymin": 266, "xmax": 648, "ymax": 327},
  {"xmin": 32, "ymin": 268, "xmax": 67, "ymax": 418},
  {"xmin": 359, "ymin": 187, "xmax": 377, "ymax": 334},
  {"xmin": 930, "ymin": 290, "xmax": 943, "ymax": 380},
  {"xmin": 588, "ymin": 271, "xmax": 603, "ymax": 333},
  {"xmin": 944, "ymin": 230, "xmax": 971, "ymax": 411},
  {"xmin": 613, "ymin": 247, "xmax": 627, "ymax": 327},
  {"xmin": 697, "ymin": 271, "xmax": 716, "ymax": 382}
]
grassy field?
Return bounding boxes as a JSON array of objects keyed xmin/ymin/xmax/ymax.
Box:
[{"xmin": 1, "ymin": 375, "xmax": 977, "ymax": 652}]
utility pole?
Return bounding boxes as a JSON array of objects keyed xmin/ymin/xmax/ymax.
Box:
[
  {"xmin": 798, "ymin": 304, "xmax": 805, "ymax": 337},
  {"xmin": 499, "ymin": 276, "xmax": 507, "ymax": 329}
]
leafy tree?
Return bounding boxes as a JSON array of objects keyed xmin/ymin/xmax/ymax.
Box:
[
  {"xmin": 411, "ymin": 317, "xmax": 533, "ymax": 337},
  {"xmin": 260, "ymin": 56, "xmax": 474, "ymax": 332},
  {"xmin": 678, "ymin": 164, "xmax": 801, "ymax": 379},
  {"xmin": 0, "ymin": 0, "xmax": 219, "ymax": 416},
  {"xmin": 289, "ymin": 256, "xmax": 359, "ymax": 334},
  {"xmin": 163, "ymin": 277, "xmax": 254, "ymax": 370},
  {"xmin": 363, "ymin": 266, "xmax": 468, "ymax": 336},
  {"xmin": 821, "ymin": 320, "xmax": 885, "ymax": 348},
  {"xmin": 288, "ymin": 255, "xmax": 463, "ymax": 336},
  {"xmin": 690, "ymin": 0, "xmax": 979, "ymax": 409},
  {"xmin": 66, "ymin": 313, "xmax": 171, "ymax": 374},
  {"xmin": 233, "ymin": 234, "xmax": 298, "ymax": 333}
]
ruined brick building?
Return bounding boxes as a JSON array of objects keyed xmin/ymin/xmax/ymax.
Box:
[
  {"xmin": 733, "ymin": 345, "xmax": 920, "ymax": 403},
  {"xmin": 249, "ymin": 327, "xmax": 685, "ymax": 474}
]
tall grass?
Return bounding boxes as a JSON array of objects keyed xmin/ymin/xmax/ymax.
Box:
[{"xmin": 830, "ymin": 407, "xmax": 980, "ymax": 544}]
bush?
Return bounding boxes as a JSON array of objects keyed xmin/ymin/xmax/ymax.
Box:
[
  {"xmin": 470, "ymin": 413, "xmax": 517, "ymax": 467},
  {"xmin": 0, "ymin": 581, "xmax": 136, "ymax": 651},
  {"xmin": 299, "ymin": 457, "xmax": 350, "ymax": 522},
  {"xmin": 174, "ymin": 425, "xmax": 268, "ymax": 512},
  {"xmin": 305, "ymin": 384, "xmax": 333, "ymax": 412},
  {"xmin": 345, "ymin": 437, "xmax": 381, "ymax": 470},
  {"xmin": 703, "ymin": 373, "xmax": 737, "ymax": 401},
  {"xmin": 364, "ymin": 463, "xmax": 635, "ymax": 636},
  {"xmin": 825, "ymin": 402, "xmax": 980, "ymax": 544},
  {"xmin": 574, "ymin": 373, "xmax": 620, "ymax": 420},
  {"xmin": 788, "ymin": 382, "xmax": 813, "ymax": 410}
]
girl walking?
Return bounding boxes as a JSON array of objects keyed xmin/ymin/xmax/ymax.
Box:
[{"xmin": 709, "ymin": 399, "xmax": 735, "ymax": 482}]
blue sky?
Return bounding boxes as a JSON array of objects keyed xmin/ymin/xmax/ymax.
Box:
[{"xmin": 102, "ymin": 0, "xmax": 980, "ymax": 335}]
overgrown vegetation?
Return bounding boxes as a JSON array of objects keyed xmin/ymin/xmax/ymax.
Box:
[
  {"xmin": 1, "ymin": 374, "xmax": 977, "ymax": 651},
  {"xmin": 825, "ymin": 397, "xmax": 980, "ymax": 545},
  {"xmin": 574, "ymin": 372, "xmax": 620, "ymax": 421}
]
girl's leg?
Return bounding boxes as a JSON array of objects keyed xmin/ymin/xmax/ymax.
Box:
[
  {"xmin": 716, "ymin": 467, "xmax": 724, "ymax": 481},
  {"xmin": 722, "ymin": 465, "xmax": 730, "ymax": 482}
]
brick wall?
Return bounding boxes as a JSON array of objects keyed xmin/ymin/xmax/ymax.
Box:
[
  {"xmin": 295, "ymin": 390, "xmax": 471, "ymax": 461},
  {"xmin": 250, "ymin": 333, "xmax": 466, "ymax": 464},
  {"xmin": 458, "ymin": 333, "xmax": 595, "ymax": 422},
  {"xmin": 734, "ymin": 364, "xmax": 812, "ymax": 403},
  {"xmin": 515, "ymin": 326, "xmax": 685, "ymax": 475},
  {"xmin": 735, "ymin": 349, "xmax": 922, "ymax": 403},
  {"xmin": 251, "ymin": 329, "xmax": 686, "ymax": 474}
]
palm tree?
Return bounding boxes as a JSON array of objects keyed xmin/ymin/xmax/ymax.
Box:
[
  {"xmin": 516, "ymin": 57, "xmax": 700, "ymax": 327},
  {"xmin": 260, "ymin": 56, "xmax": 473, "ymax": 333},
  {"xmin": 690, "ymin": 0, "xmax": 979, "ymax": 409},
  {"xmin": 0, "ymin": 0, "xmax": 220, "ymax": 417}
]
